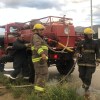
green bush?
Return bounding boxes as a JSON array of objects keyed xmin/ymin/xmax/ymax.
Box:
[{"xmin": 26, "ymin": 84, "xmax": 84, "ymax": 100}]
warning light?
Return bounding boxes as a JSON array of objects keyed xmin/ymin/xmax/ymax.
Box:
[{"xmin": 54, "ymin": 54, "xmax": 58, "ymax": 59}]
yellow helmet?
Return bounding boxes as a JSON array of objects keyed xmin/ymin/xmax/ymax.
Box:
[
  {"xmin": 84, "ymin": 28, "xmax": 95, "ymax": 34},
  {"xmin": 33, "ymin": 23, "xmax": 45, "ymax": 30}
]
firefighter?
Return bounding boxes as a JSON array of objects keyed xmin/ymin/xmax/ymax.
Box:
[
  {"xmin": 75, "ymin": 28, "xmax": 100, "ymax": 93},
  {"xmin": 31, "ymin": 23, "xmax": 48, "ymax": 95},
  {"xmin": 9, "ymin": 33, "xmax": 31, "ymax": 80}
]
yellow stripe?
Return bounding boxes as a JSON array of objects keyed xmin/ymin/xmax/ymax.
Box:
[
  {"xmin": 31, "ymin": 46, "xmax": 35, "ymax": 51},
  {"xmin": 32, "ymin": 57, "xmax": 42, "ymax": 62},
  {"xmin": 34, "ymin": 86, "xmax": 44, "ymax": 92},
  {"xmin": 32, "ymin": 56, "xmax": 48, "ymax": 62},
  {"xmin": 38, "ymin": 48, "xmax": 44, "ymax": 54},
  {"xmin": 42, "ymin": 46, "xmax": 48, "ymax": 50},
  {"xmin": 31, "ymin": 46, "xmax": 48, "ymax": 52}
]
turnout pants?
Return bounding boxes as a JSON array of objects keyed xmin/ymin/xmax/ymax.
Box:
[
  {"xmin": 34, "ymin": 60, "xmax": 48, "ymax": 92},
  {"xmin": 78, "ymin": 66, "xmax": 96, "ymax": 87}
]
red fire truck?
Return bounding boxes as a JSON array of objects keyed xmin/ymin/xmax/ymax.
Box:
[{"xmin": 0, "ymin": 16, "xmax": 80, "ymax": 74}]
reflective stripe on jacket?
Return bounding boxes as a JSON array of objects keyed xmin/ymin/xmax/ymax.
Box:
[
  {"xmin": 78, "ymin": 63, "xmax": 95, "ymax": 67},
  {"xmin": 31, "ymin": 45, "xmax": 48, "ymax": 55},
  {"xmin": 32, "ymin": 56, "xmax": 48, "ymax": 62}
]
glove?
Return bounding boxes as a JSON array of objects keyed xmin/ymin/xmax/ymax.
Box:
[
  {"xmin": 96, "ymin": 59, "xmax": 100, "ymax": 66},
  {"xmin": 41, "ymin": 53, "xmax": 47, "ymax": 60},
  {"xmin": 96, "ymin": 62, "xmax": 99, "ymax": 66},
  {"xmin": 5, "ymin": 46, "xmax": 13, "ymax": 51},
  {"xmin": 25, "ymin": 43, "xmax": 31, "ymax": 47},
  {"xmin": 74, "ymin": 53, "xmax": 81, "ymax": 58}
]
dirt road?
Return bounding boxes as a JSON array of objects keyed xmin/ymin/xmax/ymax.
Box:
[
  {"xmin": 48, "ymin": 64, "xmax": 100, "ymax": 100},
  {"xmin": 4, "ymin": 62, "xmax": 100, "ymax": 89}
]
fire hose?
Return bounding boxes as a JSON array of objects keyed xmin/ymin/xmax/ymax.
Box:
[
  {"xmin": 62, "ymin": 24, "xmax": 70, "ymax": 52},
  {"xmin": 44, "ymin": 38, "xmax": 73, "ymax": 53},
  {"xmin": 0, "ymin": 57, "xmax": 78, "ymax": 89},
  {"xmin": 56, "ymin": 57, "xmax": 78, "ymax": 85},
  {"xmin": 44, "ymin": 23, "xmax": 72, "ymax": 53},
  {"xmin": 43, "ymin": 37, "xmax": 77, "ymax": 85},
  {"xmin": 0, "ymin": 37, "xmax": 75, "ymax": 89}
]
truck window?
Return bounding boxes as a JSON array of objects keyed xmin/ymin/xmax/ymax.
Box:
[
  {"xmin": 0, "ymin": 28, "xmax": 5, "ymax": 35},
  {"xmin": 10, "ymin": 26, "xmax": 18, "ymax": 33}
]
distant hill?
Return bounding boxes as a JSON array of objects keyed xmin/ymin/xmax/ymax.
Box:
[{"xmin": 75, "ymin": 25, "xmax": 100, "ymax": 33}]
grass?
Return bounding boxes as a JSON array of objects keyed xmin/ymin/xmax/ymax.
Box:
[
  {"xmin": 26, "ymin": 84, "xmax": 84, "ymax": 100},
  {"xmin": 11, "ymin": 87, "xmax": 23, "ymax": 98},
  {"xmin": 0, "ymin": 72, "xmax": 10, "ymax": 86},
  {"xmin": 0, "ymin": 72, "xmax": 84, "ymax": 100},
  {"xmin": 0, "ymin": 72, "xmax": 33, "ymax": 99}
]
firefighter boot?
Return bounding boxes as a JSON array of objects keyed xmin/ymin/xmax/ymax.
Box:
[
  {"xmin": 83, "ymin": 84, "xmax": 90, "ymax": 100},
  {"xmin": 84, "ymin": 90, "xmax": 90, "ymax": 100},
  {"xmin": 82, "ymin": 84, "xmax": 89, "ymax": 91},
  {"xmin": 35, "ymin": 91, "xmax": 45, "ymax": 98}
]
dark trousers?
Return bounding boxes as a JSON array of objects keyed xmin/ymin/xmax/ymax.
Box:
[
  {"xmin": 78, "ymin": 66, "xmax": 96, "ymax": 86},
  {"xmin": 11, "ymin": 58, "xmax": 30, "ymax": 78},
  {"xmin": 28, "ymin": 56, "xmax": 35, "ymax": 83},
  {"xmin": 0, "ymin": 54, "xmax": 13, "ymax": 72}
]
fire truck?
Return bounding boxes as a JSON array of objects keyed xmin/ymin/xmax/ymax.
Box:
[{"xmin": 0, "ymin": 16, "xmax": 80, "ymax": 74}]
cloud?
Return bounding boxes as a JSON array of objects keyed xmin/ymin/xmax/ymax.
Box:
[
  {"xmin": 0, "ymin": 0, "xmax": 64, "ymax": 9},
  {"xmin": 71, "ymin": 0, "xmax": 87, "ymax": 3},
  {"xmin": 0, "ymin": 0, "xmax": 99, "ymax": 26}
]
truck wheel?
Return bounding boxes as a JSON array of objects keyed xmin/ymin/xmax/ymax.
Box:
[{"xmin": 56, "ymin": 59, "xmax": 74, "ymax": 75}]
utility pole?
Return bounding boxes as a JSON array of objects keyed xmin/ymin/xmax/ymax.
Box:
[{"xmin": 90, "ymin": 0, "xmax": 93, "ymax": 29}]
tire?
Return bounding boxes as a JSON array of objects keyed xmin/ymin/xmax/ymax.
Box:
[{"xmin": 56, "ymin": 59, "xmax": 74, "ymax": 75}]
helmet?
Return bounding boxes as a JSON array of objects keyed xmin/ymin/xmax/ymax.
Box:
[
  {"xmin": 33, "ymin": 23, "xmax": 45, "ymax": 30},
  {"xmin": 84, "ymin": 28, "xmax": 95, "ymax": 34}
]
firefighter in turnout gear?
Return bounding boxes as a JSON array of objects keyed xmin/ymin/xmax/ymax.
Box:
[
  {"xmin": 31, "ymin": 23, "xmax": 48, "ymax": 95},
  {"xmin": 10, "ymin": 33, "xmax": 31, "ymax": 80},
  {"xmin": 76, "ymin": 28, "xmax": 100, "ymax": 92}
]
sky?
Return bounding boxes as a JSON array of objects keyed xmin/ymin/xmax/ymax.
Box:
[{"xmin": 0, "ymin": 0, "xmax": 100, "ymax": 27}]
